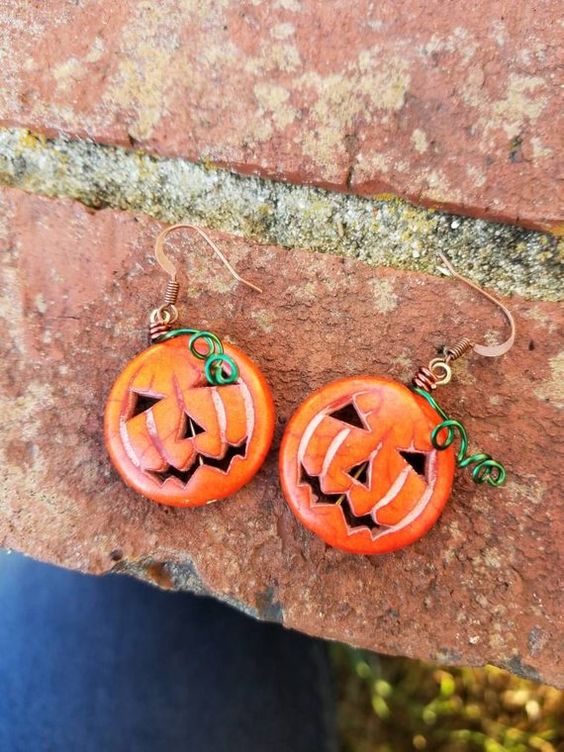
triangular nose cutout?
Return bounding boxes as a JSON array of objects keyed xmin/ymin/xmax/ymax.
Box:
[{"xmin": 347, "ymin": 461, "xmax": 370, "ymax": 488}]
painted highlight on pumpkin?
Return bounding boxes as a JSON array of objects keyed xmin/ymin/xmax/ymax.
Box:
[
  {"xmin": 239, "ymin": 379, "xmax": 255, "ymax": 449},
  {"xmin": 371, "ymin": 451, "xmax": 439, "ymax": 540},
  {"xmin": 297, "ymin": 410, "xmax": 327, "ymax": 468},
  {"xmin": 321, "ymin": 428, "xmax": 351, "ymax": 479},
  {"xmin": 212, "ymin": 387, "xmax": 227, "ymax": 446}
]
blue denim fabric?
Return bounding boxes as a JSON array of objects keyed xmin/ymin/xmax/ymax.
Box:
[{"xmin": 0, "ymin": 552, "xmax": 337, "ymax": 752}]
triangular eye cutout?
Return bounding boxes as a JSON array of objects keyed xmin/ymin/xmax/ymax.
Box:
[
  {"xmin": 347, "ymin": 461, "xmax": 370, "ymax": 488},
  {"xmin": 329, "ymin": 402, "xmax": 366, "ymax": 430},
  {"xmin": 179, "ymin": 416, "xmax": 206, "ymax": 440},
  {"xmin": 399, "ymin": 450, "xmax": 427, "ymax": 477},
  {"xmin": 130, "ymin": 391, "xmax": 162, "ymax": 419}
]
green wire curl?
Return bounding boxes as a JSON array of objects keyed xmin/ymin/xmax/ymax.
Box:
[
  {"xmin": 156, "ymin": 327, "xmax": 239, "ymax": 386},
  {"xmin": 412, "ymin": 386, "xmax": 506, "ymax": 487}
]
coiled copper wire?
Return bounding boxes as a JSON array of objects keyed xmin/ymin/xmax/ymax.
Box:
[
  {"xmin": 445, "ymin": 337, "xmax": 473, "ymax": 362},
  {"xmin": 412, "ymin": 365, "xmax": 440, "ymax": 392},
  {"xmin": 147, "ymin": 274, "xmax": 180, "ymax": 343},
  {"xmin": 163, "ymin": 278, "xmax": 180, "ymax": 306},
  {"xmin": 148, "ymin": 318, "xmax": 172, "ymax": 342},
  {"xmin": 148, "ymin": 304, "xmax": 178, "ymax": 343},
  {"xmin": 413, "ymin": 338, "xmax": 473, "ymax": 392}
]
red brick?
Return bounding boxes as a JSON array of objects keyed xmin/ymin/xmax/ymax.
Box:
[
  {"xmin": 1, "ymin": 1, "xmax": 562, "ymax": 230},
  {"xmin": 1, "ymin": 187, "xmax": 562, "ymax": 683}
]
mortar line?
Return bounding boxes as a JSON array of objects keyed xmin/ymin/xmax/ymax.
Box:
[{"xmin": 0, "ymin": 127, "xmax": 560, "ymax": 301}]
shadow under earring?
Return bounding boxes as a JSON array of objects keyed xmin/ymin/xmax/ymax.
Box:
[
  {"xmin": 279, "ymin": 254, "xmax": 515, "ymax": 555},
  {"xmin": 105, "ymin": 224, "xmax": 275, "ymax": 507}
]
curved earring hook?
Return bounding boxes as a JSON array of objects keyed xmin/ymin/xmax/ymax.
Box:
[
  {"xmin": 437, "ymin": 251, "xmax": 516, "ymax": 357},
  {"xmin": 154, "ymin": 223, "xmax": 262, "ymax": 293}
]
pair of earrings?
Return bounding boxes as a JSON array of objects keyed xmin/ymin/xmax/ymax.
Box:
[{"xmin": 104, "ymin": 224, "xmax": 515, "ymax": 555}]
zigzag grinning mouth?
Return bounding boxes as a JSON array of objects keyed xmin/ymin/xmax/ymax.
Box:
[
  {"xmin": 149, "ymin": 441, "xmax": 248, "ymax": 487},
  {"xmin": 299, "ymin": 464, "xmax": 381, "ymax": 532},
  {"xmin": 299, "ymin": 448, "xmax": 431, "ymax": 534}
]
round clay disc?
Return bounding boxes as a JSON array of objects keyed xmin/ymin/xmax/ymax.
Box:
[
  {"xmin": 105, "ymin": 335, "xmax": 275, "ymax": 507},
  {"xmin": 279, "ymin": 376, "xmax": 455, "ymax": 554}
]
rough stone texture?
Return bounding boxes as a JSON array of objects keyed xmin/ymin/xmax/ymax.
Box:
[
  {"xmin": 1, "ymin": 187, "xmax": 562, "ymax": 685},
  {"xmin": 1, "ymin": 2, "xmax": 562, "ymax": 231},
  {"xmin": 0, "ymin": 128, "xmax": 561, "ymax": 302}
]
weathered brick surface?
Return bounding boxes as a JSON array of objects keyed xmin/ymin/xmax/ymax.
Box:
[
  {"xmin": 1, "ymin": 187, "xmax": 562, "ymax": 684},
  {"xmin": 1, "ymin": 1, "xmax": 562, "ymax": 230}
]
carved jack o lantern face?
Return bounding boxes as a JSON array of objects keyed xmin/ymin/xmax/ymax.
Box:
[
  {"xmin": 279, "ymin": 376, "xmax": 455, "ymax": 554},
  {"xmin": 105, "ymin": 335, "xmax": 274, "ymax": 507}
]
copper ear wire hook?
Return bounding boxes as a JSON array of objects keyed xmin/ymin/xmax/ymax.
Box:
[
  {"xmin": 154, "ymin": 223, "xmax": 262, "ymax": 293},
  {"xmin": 148, "ymin": 223, "xmax": 261, "ymax": 343},
  {"xmin": 413, "ymin": 251, "xmax": 516, "ymax": 391},
  {"xmin": 436, "ymin": 251, "xmax": 516, "ymax": 358}
]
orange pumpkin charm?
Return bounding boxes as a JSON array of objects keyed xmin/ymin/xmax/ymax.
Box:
[
  {"xmin": 105, "ymin": 334, "xmax": 275, "ymax": 507},
  {"xmin": 279, "ymin": 376, "xmax": 455, "ymax": 554}
]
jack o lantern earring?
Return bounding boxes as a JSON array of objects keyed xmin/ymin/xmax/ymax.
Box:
[
  {"xmin": 105, "ymin": 224, "xmax": 275, "ymax": 507},
  {"xmin": 279, "ymin": 254, "xmax": 515, "ymax": 555}
]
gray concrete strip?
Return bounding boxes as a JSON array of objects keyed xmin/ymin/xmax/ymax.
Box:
[{"xmin": 0, "ymin": 127, "xmax": 561, "ymax": 301}]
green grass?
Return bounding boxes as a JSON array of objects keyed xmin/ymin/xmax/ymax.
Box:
[{"xmin": 332, "ymin": 646, "xmax": 564, "ymax": 752}]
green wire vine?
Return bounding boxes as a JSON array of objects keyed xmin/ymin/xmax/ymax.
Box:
[
  {"xmin": 156, "ymin": 328, "xmax": 238, "ymax": 386},
  {"xmin": 412, "ymin": 387, "xmax": 506, "ymax": 487}
]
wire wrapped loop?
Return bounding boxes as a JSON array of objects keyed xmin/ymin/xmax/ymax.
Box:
[
  {"xmin": 412, "ymin": 365, "xmax": 438, "ymax": 392},
  {"xmin": 155, "ymin": 327, "xmax": 239, "ymax": 386},
  {"xmin": 413, "ymin": 386, "xmax": 506, "ymax": 487},
  {"xmin": 188, "ymin": 331, "xmax": 223, "ymax": 359},
  {"xmin": 466, "ymin": 457, "xmax": 506, "ymax": 486},
  {"xmin": 412, "ymin": 360, "xmax": 452, "ymax": 391},
  {"xmin": 204, "ymin": 354, "xmax": 238, "ymax": 385},
  {"xmin": 148, "ymin": 305, "xmax": 179, "ymax": 342},
  {"xmin": 431, "ymin": 418, "xmax": 468, "ymax": 455},
  {"xmin": 412, "ymin": 338, "xmax": 473, "ymax": 392}
]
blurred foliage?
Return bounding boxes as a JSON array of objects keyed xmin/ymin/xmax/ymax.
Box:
[{"xmin": 331, "ymin": 645, "xmax": 564, "ymax": 752}]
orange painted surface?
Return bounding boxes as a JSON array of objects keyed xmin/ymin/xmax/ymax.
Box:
[
  {"xmin": 105, "ymin": 335, "xmax": 275, "ymax": 507},
  {"xmin": 279, "ymin": 376, "xmax": 455, "ymax": 555}
]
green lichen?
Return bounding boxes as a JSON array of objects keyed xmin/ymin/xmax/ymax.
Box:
[{"xmin": 0, "ymin": 127, "xmax": 561, "ymax": 301}]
